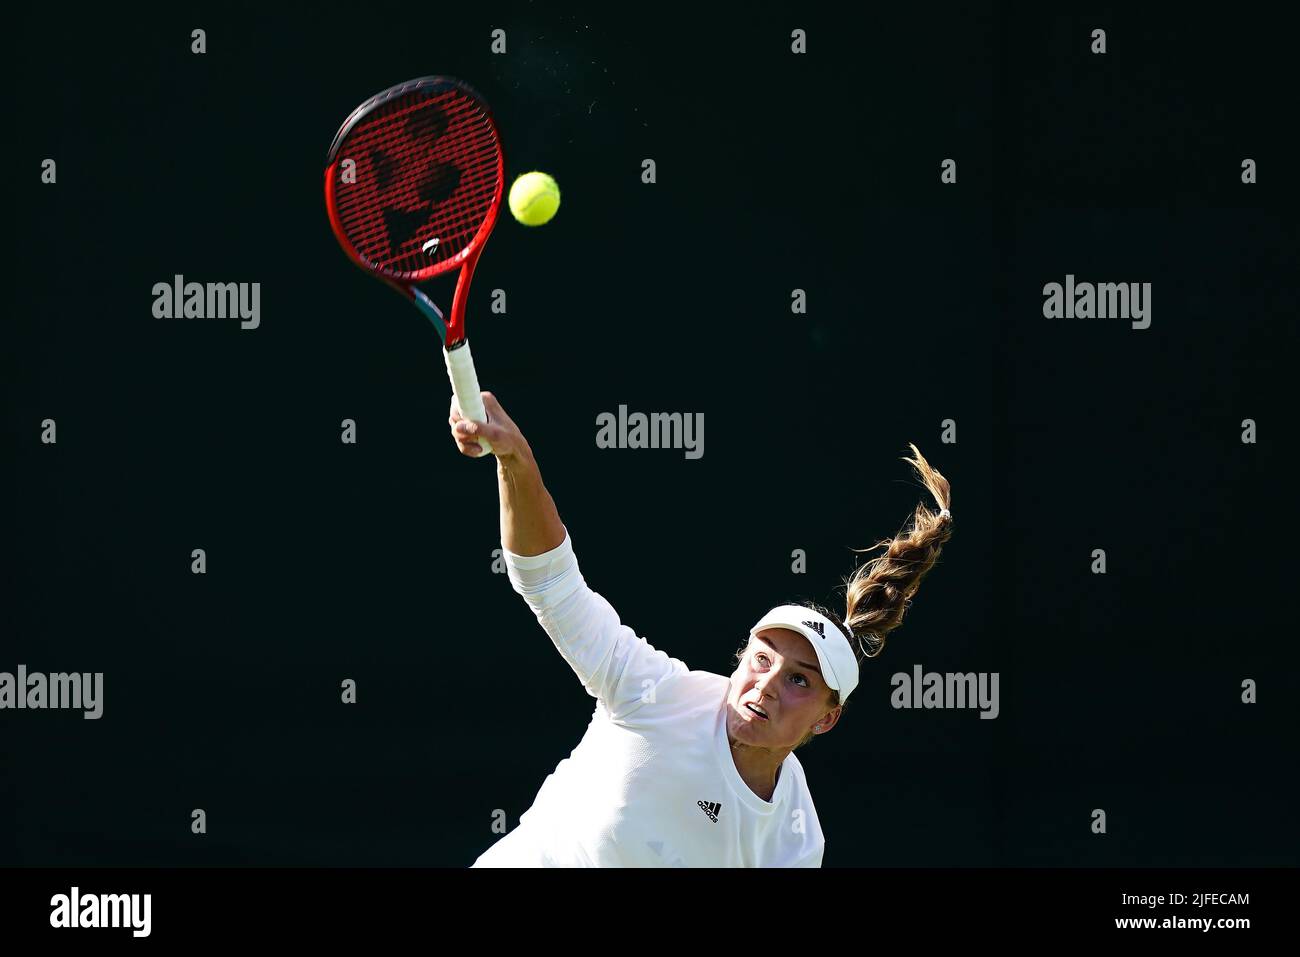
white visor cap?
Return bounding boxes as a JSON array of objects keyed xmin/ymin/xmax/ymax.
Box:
[{"xmin": 749, "ymin": 604, "xmax": 859, "ymax": 704}]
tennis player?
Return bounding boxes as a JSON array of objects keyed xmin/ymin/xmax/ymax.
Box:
[{"xmin": 452, "ymin": 392, "xmax": 954, "ymax": 867}]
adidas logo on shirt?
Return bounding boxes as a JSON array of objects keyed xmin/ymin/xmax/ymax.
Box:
[
  {"xmin": 697, "ymin": 800, "xmax": 721, "ymax": 823},
  {"xmin": 802, "ymin": 620, "xmax": 825, "ymax": 638}
]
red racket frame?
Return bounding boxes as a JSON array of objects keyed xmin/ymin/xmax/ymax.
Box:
[{"xmin": 323, "ymin": 76, "xmax": 505, "ymax": 349}]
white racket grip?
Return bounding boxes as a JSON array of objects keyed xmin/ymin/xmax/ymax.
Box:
[{"xmin": 444, "ymin": 340, "xmax": 493, "ymax": 457}]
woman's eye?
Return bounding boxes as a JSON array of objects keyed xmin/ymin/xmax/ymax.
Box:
[
  {"xmin": 755, "ymin": 654, "xmax": 769, "ymax": 666},
  {"xmin": 791, "ymin": 674, "xmax": 808, "ymax": 687}
]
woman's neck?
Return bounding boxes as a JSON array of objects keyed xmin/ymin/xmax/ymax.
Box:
[{"xmin": 728, "ymin": 735, "xmax": 787, "ymax": 802}]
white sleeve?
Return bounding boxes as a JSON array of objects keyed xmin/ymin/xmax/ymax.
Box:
[{"xmin": 503, "ymin": 526, "xmax": 687, "ymax": 723}]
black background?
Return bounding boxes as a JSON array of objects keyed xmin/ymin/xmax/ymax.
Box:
[{"xmin": 3, "ymin": 2, "xmax": 1297, "ymax": 870}]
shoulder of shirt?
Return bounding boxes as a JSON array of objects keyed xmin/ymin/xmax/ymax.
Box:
[
  {"xmin": 616, "ymin": 668, "xmax": 726, "ymax": 717},
  {"xmin": 780, "ymin": 754, "xmax": 823, "ymax": 820},
  {"xmin": 667, "ymin": 669, "xmax": 739, "ymax": 706},
  {"xmin": 781, "ymin": 751, "xmax": 812, "ymax": 790}
]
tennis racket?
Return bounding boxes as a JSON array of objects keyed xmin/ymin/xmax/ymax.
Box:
[{"xmin": 324, "ymin": 76, "xmax": 504, "ymax": 457}]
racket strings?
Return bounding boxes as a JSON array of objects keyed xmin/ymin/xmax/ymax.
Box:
[
  {"xmin": 341, "ymin": 108, "xmax": 493, "ymax": 221},
  {"xmin": 340, "ymin": 140, "xmax": 498, "ymax": 259},
  {"xmin": 337, "ymin": 113, "xmax": 495, "ymax": 265},
  {"xmin": 332, "ymin": 88, "xmax": 502, "ymax": 276}
]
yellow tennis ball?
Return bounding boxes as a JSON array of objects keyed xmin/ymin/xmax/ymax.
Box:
[{"xmin": 508, "ymin": 171, "xmax": 560, "ymax": 226}]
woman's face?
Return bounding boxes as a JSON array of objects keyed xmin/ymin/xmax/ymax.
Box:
[{"xmin": 727, "ymin": 628, "xmax": 841, "ymax": 751}]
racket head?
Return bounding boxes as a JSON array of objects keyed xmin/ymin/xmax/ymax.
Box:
[{"xmin": 324, "ymin": 76, "xmax": 505, "ymax": 300}]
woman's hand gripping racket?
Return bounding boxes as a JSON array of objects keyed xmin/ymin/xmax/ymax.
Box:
[{"xmin": 324, "ymin": 76, "xmax": 504, "ymax": 457}]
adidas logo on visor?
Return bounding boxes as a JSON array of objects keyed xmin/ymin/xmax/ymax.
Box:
[{"xmin": 802, "ymin": 620, "xmax": 826, "ymax": 638}]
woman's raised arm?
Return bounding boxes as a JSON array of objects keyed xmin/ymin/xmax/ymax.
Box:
[{"xmin": 449, "ymin": 390, "xmax": 566, "ymax": 557}]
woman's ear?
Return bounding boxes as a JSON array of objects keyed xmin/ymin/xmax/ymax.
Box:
[{"xmin": 815, "ymin": 707, "xmax": 843, "ymax": 734}]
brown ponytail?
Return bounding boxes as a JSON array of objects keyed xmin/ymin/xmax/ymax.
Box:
[
  {"xmin": 804, "ymin": 443, "xmax": 953, "ymax": 714},
  {"xmin": 733, "ymin": 444, "xmax": 953, "ymax": 749}
]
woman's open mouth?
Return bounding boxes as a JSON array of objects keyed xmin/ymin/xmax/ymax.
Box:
[{"xmin": 744, "ymin": 703, "xmax": 769, "ymax": 722}]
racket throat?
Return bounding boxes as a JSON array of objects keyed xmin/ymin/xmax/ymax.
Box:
[{"xmin": 411, "ymin": 288, "xmax": 448, "ymax": 344}]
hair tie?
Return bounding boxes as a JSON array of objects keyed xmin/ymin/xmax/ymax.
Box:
[{"xmin": 938, "ymin": 508, "xmax": 951, "ymax": 520}]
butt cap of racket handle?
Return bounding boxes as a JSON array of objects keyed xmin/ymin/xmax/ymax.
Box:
[{"xmin": 445, "ymin": 340, "xmax": 493, "ymax": 457}]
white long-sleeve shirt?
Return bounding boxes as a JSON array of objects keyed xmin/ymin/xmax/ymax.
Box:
[{"xmin": 471, "ymin": 527, "xmax": 825, "ymax": 868}]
